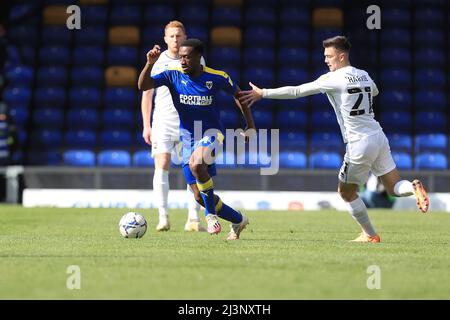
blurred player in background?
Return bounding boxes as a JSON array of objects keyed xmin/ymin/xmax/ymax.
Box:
[
  {"xmin": 141, "ymin": 21, "xmax": 206, "ymax": 232},
  {"xmin": 138, "ymin": 39, "xmax": 255, "ymax": 240},
  {"xmin": 238, "ymin": 36, "xmax": 429, "ymax": 243}
]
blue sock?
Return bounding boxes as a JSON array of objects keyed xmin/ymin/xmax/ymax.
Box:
[
  {"xmin": 216, "ymin": 197, "xmax": 243, "ymax": 224},
  {"xmin": 196, "ymin": 178, "xmax": 216, "ymax": 215}
]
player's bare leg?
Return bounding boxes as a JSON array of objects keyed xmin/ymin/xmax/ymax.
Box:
[
  {"xmin": 154, "ymin": 153, "xmax": 171, "ymax": 231},
  {"xmin": 339, "ymin": 181, "xmax": 381, "ymax": 243},
  {"xmin": 380, "ymin": 169, "xmax": 429, "ymax": 213}
]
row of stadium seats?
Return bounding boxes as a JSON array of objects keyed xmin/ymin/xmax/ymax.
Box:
[{"xmin": 31, "ymin": 149, "xmax": 448, "ymax": 170}]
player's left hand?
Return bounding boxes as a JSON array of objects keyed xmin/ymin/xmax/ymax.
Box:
[{"xmin": 237, "ymin": 82, "xmax": 263, "ymax": 108}]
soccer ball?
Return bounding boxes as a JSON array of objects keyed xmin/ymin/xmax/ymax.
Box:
[{"xmin": 119, "ymin": 212, "xmax": 148, "ymax": 238}]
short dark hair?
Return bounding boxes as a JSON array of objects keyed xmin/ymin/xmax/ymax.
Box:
[
  {"xmin": 180, "ymin": 38, "xmax": 204, "ymax": 54},
  {"xmin": 322, "ymin": 36, "xmax": 351, "ymax": 52}
]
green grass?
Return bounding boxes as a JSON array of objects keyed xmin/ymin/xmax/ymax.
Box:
[{"xmin": 0, "ymin": 205, "xmax": 449, "ymax": 299}]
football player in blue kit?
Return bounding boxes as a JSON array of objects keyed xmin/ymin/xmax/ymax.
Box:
[{"xmin": 138, "ymin": 39, "xmax": 255, "ymax": 240}]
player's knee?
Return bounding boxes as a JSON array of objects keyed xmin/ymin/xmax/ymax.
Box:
[
  {"xmin": 338, "ymin": 188, "xmax": 357, "ymax": 202},
  {"xmin": 189, "ymin": 161, "xmax": 206, "ymax": 178}
]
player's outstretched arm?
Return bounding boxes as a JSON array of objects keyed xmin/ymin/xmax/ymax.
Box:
[
  {"xmin": 237, "ymin": 82, "xmax": 263, "ymax": 108},
  {"xmin": 234, "ymin": 87, "xmax": 256, "ymax": 142},
  {"xmin": 138, "ymin": 45, "xmax": 161, "ymax": 91}
]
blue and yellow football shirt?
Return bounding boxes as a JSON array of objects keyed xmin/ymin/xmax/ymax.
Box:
[{"xmin": 151, "ymin": 65, "xmax": 238, "ymax": 141}]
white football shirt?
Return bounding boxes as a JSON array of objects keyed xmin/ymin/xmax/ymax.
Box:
[
  {"xmin": 262, "ymin": 66, "xmax": 382, "ymax": 143},
  {"xmin": 151, "ymin": 50, "xmax": 206, "ymax": 123}
]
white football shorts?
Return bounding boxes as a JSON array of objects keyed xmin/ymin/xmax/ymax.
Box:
[
  {"xmin": 150, "ymin": 118, "xmax": 181, "ymax": 158},
  {"xmin": 338, "ymin": 131, "xmax": 396, "ymax": 185}
]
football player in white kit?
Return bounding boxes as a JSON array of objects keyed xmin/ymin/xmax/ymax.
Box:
[
  {"xmin": 238, "ymin": 36, "xmax": 429, "ymax": 243},
  {"xmin": 141, "ymin": 21, "xmax": 206, "ymax": 232}
]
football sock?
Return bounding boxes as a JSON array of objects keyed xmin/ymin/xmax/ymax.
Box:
[
  {"xmin": 196, "ymin": 178, "xmax": 216, "ymax": 216},
  {"xmin": 393, "ymin": 180, "xmax": 414, "ymax": 197},
  {"xmin": 187, "ymin": 184, "xmax": 201, "ymax": 221},
  {"xmin": 153, "ymin": 168, "xmax": 169, "ymax": 219},
  {"xmin": 347, "ymin": 197, "xmax": 377, "ymax": 237},
  {"xmin": 215, "ymin": 197, "xmax": 243, "ymax": 224}
]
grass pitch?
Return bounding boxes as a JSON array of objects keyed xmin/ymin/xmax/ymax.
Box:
[{"xmin": 0, "ymin": 205, "xmax": 449, "ymax": 299}]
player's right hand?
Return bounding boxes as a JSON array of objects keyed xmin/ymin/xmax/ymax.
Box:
[
  {"xmin": 146, "ymin": 45, "xmax": 161, "ymax": 65},
  {"xmin": 237, "ymin": 82, "xmax": 263, "ymax": 108},
  {"xmin": 142, "ymin": 127, "xmax": 152, "ymax": 145}
]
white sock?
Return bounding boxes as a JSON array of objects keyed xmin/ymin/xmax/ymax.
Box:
[
  {"xmin": 347, "ymin": 197, "xmax": 377, "ymax": 236},
  {"xmin": 393, "ymin": 180, "xmax": 414, "ymax": 197},
  {"xmin": 153, "ymin": 168, "xmax": 169, "ymax": 220},
  {"xmin": 187, "ymin": 184, "xmax": 201, "ymax": 221}
]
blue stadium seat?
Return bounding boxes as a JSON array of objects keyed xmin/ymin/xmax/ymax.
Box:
[
  {"xmin": 310, "ymin": 132, "xmax": 342, "ymax": 152},
  {"xmin": 244, "ymin": 26, "xmax": 276, "ymax": 46},
  {"xmin": 209, "ymin": 47, "xmax": 240, "ymax": 67},
  {"xmin": 276, "ymin": 97, "xmax": 308, "ymax": 109},
  {"xmin": 414, "ymin": 111, "xmax": 447, "ymax": 133},
  {"xmin": 245, "ymin": 6, "xmax": 276, "ymax": 25},
  {"xmin": 278, "ymin": 27, "xmax": 309, "ymax": 47},
  {"xmin": 27, "ymin": 151, "xmax": 61, "ymax": 165},
  {"xmin": 82, "ymin": 6, "xmax": 108, "ymax": 26},
  {"xmin": 133, "ymin": 150, "xmax": 154, "ymax": 167},
  {"xmin": 30, "ymin": 129, "xmax": 62, "ymax": 149},
  {"xmin": 107, "ymin": 46, "xmax": 138, "ymax": 66},
  {"xmin": 211, "ymin": 6, "xmax": 241, "ymax": 26},
  {"xmin": 5, "ymin": 65, "xmax": 34, "ymax": 86},
  {"xmin": 311, "ymin": 111, "xmax": 339, "ymax": 131},
  {"xmin": 415, "ymin": 133, "xmax": 447, "ymax": 153},
  {"xmin": 73, "ymin": 47, "xmax": 104, "ymax": 66},
  {"xmin": 414, "ymin": 29, "xmax": 445, "ymax": 48},
  {"xmin": 102, "ymin": 109, "xmax": 134, "ymax": 129},
  {"xmin": 380, "ymin": 28, "xmax": 410, "ymax": 48},
  {"xmin": 277, "ymin": 47, "xmax": 309, "ymax": 67},
  {"xmin": 186, "ymin": 26, "xmax": 208, "ymax": 44},
  {"xmin": 415, "ymin": 49, "xmax": 445, "ymax": 68},
  {"xmin": 309, "ymin": 152, "xmax": 342, "ymax": 169},
  {"xmin": 220, "ymin": 110, "xmax": 239, "ymax": 128},
  {"xmin": 63, "ymin": 150, "xmax": 96, "ymax": 167},
  {"xmin": 69, "ymin": 87, "xmax": 101, "ymax": 108},
  {"xmin": 279, "ymin": 131, "xmax": 307, "ymax": 150},
  {"xmin": 66, "ymin": 108, "xmax": 98, "ymax": 129},
  {"xmin": 6, "ymin": 45, "xmax": 35, "ymax": 66},
  {"xmin": 64, "ymin": 130, "xmax": 96, "ymax": 148},
  {"xmin": 311, "ymin": 93, "xmax": 331, "ymax": 110},
  {"xmin": 98, "ymin": 150, "xmax": 131, "ymax": 167},
  {"xmin": 37, "ymin": 66, "xmax": 67, "ymax": 86},
  {"xmin": 74, "ymin": 26, "xmax": 106, "ymax": 45},
  {"xmin": 279, "ymin": 6, "xmax": 310, "ymax": 27},
  {"xmin": 279, "ymin": 151, "xmax": 307, "ymax": 169},
  {"xmin": 9, "ymin": 3, "xmax": 40, "ymax": 21},
  {"xmin": 243, "ymin": 67, "xmax": 274, "ymax": 88},
  {"xmin": 71, "ymin": 67, "xmax": 103, "ymax": 87},
  {"xmin": 380, "ymin": 48, "xmax": 411, "ymax": 67},
  {"xmin": 387, "ymin": 133, "xmax": 413, "ymax": 151},
  {"xmin": 216, "ymin": 150, "xmax": 238, "ymax": 169},
  {"xmin": 8, "ymin": 25, "xmax": 39, "ymax": 45},
  {"xmin": 313, "ymin": 28, "xmax": 342, "ymax": 45},
  {"xmin": 110, "ymin": 5, "xmax": 140, "ymax": 25},
  {"xmin": 2, "ymin": 86, "xmax": 31, "ymax": 105},
  {"xmin": 276, "ymin": 109, "xmax": 307, "ymax": 130},
  {"xmin": 134, "ymin": 131, "xmax": 148, "ymax": 148},
  {"xmin": 379, "ymin": 90, "xmax": 412, "ymax": 111},
  {"xmin": 380, "ymin": 68, "xmax": 411, "ymax": 89},
  {"xmin": 392, "ymin": 152, "xmax": 413, "ymax": 169},
  {"xmin": 99, "ymin": 130, "xmax": 132, "ymax": 148},
  {"xmin": 215, "ymin": 90, "xmax": 236, "ymax": 110},
  {"xmin": 9, "ymin": 106, "xmax": 29, "ymax": 127},
  {"xmin": 35, "ymin": 87, "xmax": 66, "ymax": 107},
  {"xmin": 379, "ymin": 111, "xmax": 412, "ymax": 133},
  {"xmin": 277, "ymin": 67, "xmax": 308, "ymax": 86},
  {"xmin": 104, "ymin": 88, "xmax": 136, "ymax": 108},
  {"xmin": 244, "ymin": 47, "xmax": 275, "ymax": 66},
  {"xmin": 252, "ymin": 110, "xmax": 273, "ymax": 129},
  {"xmin": 414, "ymin": 8, "xmax": 445, "ymax": 27},
  {"xmin": 143, "ymin": 5, "xmax": 175, "ymax": 26},
  {"xmin": 383, "ymin": 8, "xmax": 410, "ymax": 27},
  {"xmin": 415, "ymin": 68, "xmax": 445, "ymax": 89},
  {"xmin": 415, "ymin": 90, "xmax": 446, "ymax": 111},
  {"xmin": 415, "ymin": 153, "xmax": 447, "ymax": 170},
  {"xmin": 222, "ymin": 67, "xmax": 240, "ymax": 84},
  {"xmin": 33, "ymin": 108, "xmax": 64, "ymax": 128},
  {"xmin": 41, "ymin": 26, "xmax": 72, "ymax": 46},
  {"xmin": 39, "ymin": 46, "xmax": 70, "ymax": 66},
  {"xmin": 179, "ymin": 5, "xmax": 209, "ymax": 26}
]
